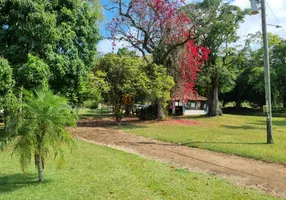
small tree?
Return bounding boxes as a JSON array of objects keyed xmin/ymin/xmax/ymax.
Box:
[
  {"xmin": 11, "ymin": 89, "xmax": 77, "ymax": 182},
  {"xmin": 96, "ymin": 52, "xmax": 149, "ymax": 125}
]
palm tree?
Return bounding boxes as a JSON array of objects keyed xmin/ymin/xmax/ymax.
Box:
[{"xmin": 12, "ymin": 89, "xmax": 77, "ymax": 182}]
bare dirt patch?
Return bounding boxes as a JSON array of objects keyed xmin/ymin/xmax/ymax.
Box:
[{"xmin": 70, "ymin": 118, "xmax": 286, "ymax": 199}]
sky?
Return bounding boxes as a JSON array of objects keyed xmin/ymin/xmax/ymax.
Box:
[{"xmin": 97, "ymin": 0, "xmax": 286, "ymax": 55}]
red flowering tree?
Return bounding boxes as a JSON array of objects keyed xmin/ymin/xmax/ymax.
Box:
[{"xmin": 106, "ymin": 0, "xmax": 210, "ymax": 119}]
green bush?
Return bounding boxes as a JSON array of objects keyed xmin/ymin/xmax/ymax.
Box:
[
  {"xmin": 83, "ymin": 100, "xmax": 99, "ymax": 110},
  {"xmin": 140, "ymin": 104, "xmax": 157, "ymax": 120},
  {"xmin": 272, "ymin": 106, "xmax": 286, "ymax": 113}
]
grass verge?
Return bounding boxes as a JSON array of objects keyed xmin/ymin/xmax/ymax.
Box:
[{"xmin": 0, "ymin": 140, "xmax": 279, "ymax": 200}]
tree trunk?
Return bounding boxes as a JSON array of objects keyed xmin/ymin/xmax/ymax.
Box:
[
  {"xmin": 3, "ymin": 108, "xmax": 9, "ymax": 133},
  {"xmin": 208, "ymin": 77, "xmax": 221, "ymax": 116},
  {"xmin": 124, "ymin": 105, "xmax": 131, "ymax": 116},
  {"xmin": 157, "ymin": 99, "xmax": 165, "ymax": 120},
  {"xmin": 283, "ymin": 95, "xmax": 286, "ymax": 108},
  {"xmin": 114, "ymin": 104, "xmax": 122, "ymax": 126},
  {"xmin": 235, "ymin": 101, "xmax": 242, "ymax": 108},
  {"xmin": 19, "ymin": 85, "xmax": 23, "ymax": 113},
  {"xmin": 116, "ymin": 115, "xmax": 122, "ymax": 126},
  {"xmin": 35, "ymin": 154, "xmax": 44, "ymax": 182}
]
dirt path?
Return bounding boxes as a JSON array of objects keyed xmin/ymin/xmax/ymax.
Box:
[{"xmin": 70, "ymin": 124, "xmax": 286, "ymax": 198}]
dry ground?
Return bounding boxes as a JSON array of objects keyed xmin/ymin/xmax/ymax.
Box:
[{"xmin": 70, "ymin": 117, "xmax": 286, "ymax": 199}]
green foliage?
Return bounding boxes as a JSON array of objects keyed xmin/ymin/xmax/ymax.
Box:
[
  {"xmin": 79, "ymin": 70, "xmax": 109, "ymax": 109},
  {"xmin": 140, "ymin": 105, "xmax": 158, "ymax": 120},
  {"xmin": 188, "ymin": 0, "xmax": 249, "ymax": 115},
  {"xmin": 271, "ymin": 38, "xmax": 286, "ymax": 107},
  {"xmin": 144, "ymin": 63, "xmax": 174, "ymax": 105},
  {"xmin": 0, "ymin": 0, "xmax": 101, "ymax": 103},
  {"xmin": 0, "ymin": 0, "xmax": 57, "ymax": 65},
  {"xmin": 45, "ymin": 0, "xmax": 101, "ymax": 103},
  {"xmin": 117, "ymin": 47, "xmax": 137, "ymax": 57},
  {"xmin": 0, "ymin": 58, "xmax": 17, "ymax": 141},
  {"xmin": 221, "ymin": 33, "xmax": 286, "ymax": 108},
  {"xmin": 95, "ymin": 52, "xmax": 149, "ymax": 123},
  {"xmin": 10, "ymin": 89, "xmax": 77, "ymax": 178},
  {"xmin": 17, "ymin": 54, "xmax": 50, "ymax": 89},
  {"xmin": 0, "ymin": 58, "xmax": 14, "ymax": 100}
]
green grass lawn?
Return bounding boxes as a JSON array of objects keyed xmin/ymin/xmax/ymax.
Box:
[
  {"xmin": 0, "ymin": 140, "xmax": 279, "ymax": 200},
  {"xmin": 119, "ymin": 114, "xmax": 286, "ymax": 164}
]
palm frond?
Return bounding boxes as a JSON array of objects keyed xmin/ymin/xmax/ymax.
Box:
[{"xmin": 12, "ymin": 89, "xmax": 77, "ymax": 173}]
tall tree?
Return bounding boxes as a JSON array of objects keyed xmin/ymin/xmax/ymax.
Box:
[
  {"xmin": 0, "ymin": 0, "xmax": 101, "ymax": 104},
  {"xmin": 106, "ymin": 0, "xmax": 209, "ymax": 119},
  {"xmin": 187, "ymin": 0, "xmax": 248, "ymax": 116}
]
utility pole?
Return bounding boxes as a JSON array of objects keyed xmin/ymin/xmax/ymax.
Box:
[
  {"xmin": 261, "ymin": 0, "xmax": 273, "ymax": 144},
  {"xmin": 250, "ymin": 0, "xmax": 273, "ymax": 143}
]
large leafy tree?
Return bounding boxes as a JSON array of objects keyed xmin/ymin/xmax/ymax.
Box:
[
  {"xmin": 0, "ymin": 0, "xmax": 101, "ymax": 103},
  {"xmin": 219, "ymin": 33, "xmax": 286, "ymax": 109},
  {"xmin": 187, "ymin": 0, "xmax": 248, "ymax": 116},
  {"xmin": 46, "ymin": 0, "xmax": 101, "ymax": 104},
  {"xmin": 106, "ymin": 0, "xmax": 209, "ymax": 119},
  {"xmin": 271, "ymin": 38, "xmax": 286, "ymax": 107},
  {"xmin": 10, "ymin": 89, "xmax": 77, "ymax": 182}
]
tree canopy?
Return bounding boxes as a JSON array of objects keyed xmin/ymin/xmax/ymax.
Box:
[
  {"xmin": 95, "ymin": 51, "xmax": 149, "ymax": 124},
  {"xmin": 187, "ymin": 0, "xmax": 249, "ymax": 116},
  {"xmin": 0, "ymin": 0, "xmax": 101, "ymax": 103}
]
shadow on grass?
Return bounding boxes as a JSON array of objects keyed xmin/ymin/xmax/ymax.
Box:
[
  {"xmin": 77, "ymin": 116, "xmax": 147, "ymax": 129},
  {"xmin": 222, "ymin": 125, "xmax": 265, "ymax": 130},
  {"xmin": 0, "ymin": 173, "xmax": 50, "ymax": 193},
  {"xmin": 176, "ymin": 115, "xmax": 211, "ymax": 120},
  {"xmin": 119, "ymin": 123, "xmax": 148, "ymax": 129},
  {"xmin": 180, "ymin": 141, "xmax": 267, "ymax": 146},
  {"xmin": 250, "ymin": 120, "xmax": 286, "ymax": 127}
]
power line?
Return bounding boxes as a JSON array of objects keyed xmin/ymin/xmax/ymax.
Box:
[{"xmin": 265, "ymin": 0, "xmax": 286, "ymax": 37}]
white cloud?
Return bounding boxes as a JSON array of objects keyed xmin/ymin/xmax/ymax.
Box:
[
  {"xmin": 231, "ymin": 0, "xmax": 286, "ymax": 39},
  {"xmin": 231, "ymin": 0, "xmax": 250, "ymax": 9},
  {"xmin": 97, "ymin": 27, "xmax": 145, "ymax": 56}
]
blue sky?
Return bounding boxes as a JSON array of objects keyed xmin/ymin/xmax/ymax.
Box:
[{"xmin": 97, "ymin": 0, "xmax": 286, "ymax": 54}]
